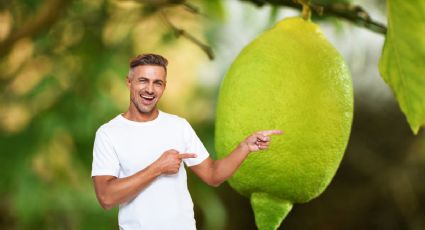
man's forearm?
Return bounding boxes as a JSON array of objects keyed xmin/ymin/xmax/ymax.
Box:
[
  {"xmin": 95, "ymin": 150, "xmax": 195, "ymax": 210},
  {"xmin": 211, "ymin": 143, "xmax": 250, "ymax": 186},
  {"xmin": 191, "ymin": 130, "xmax": 280, "ymax": 187},
  {"xmin": 96, "ymin": 164, "xmax": 162, "ymax": 209}
]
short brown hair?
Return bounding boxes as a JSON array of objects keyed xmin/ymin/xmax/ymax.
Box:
[{"xmin": 129, "ymin": 53, "xmax": 168, "ymax": 71}]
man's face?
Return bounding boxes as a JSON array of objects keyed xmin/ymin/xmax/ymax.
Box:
[{"xmin": 127, "ymin": 65, "xmax": 166, "ymax": 114}]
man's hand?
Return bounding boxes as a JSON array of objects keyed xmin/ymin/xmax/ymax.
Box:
[
  {"xmin": 241, "ymin": 130, "xmax": 283, "ymax": 152},
  {"xmin": 154, "ymin": 149, "xmax": 197, "ymax": 174},
  {"xmin": 92, "ymin": 150, "xmax": 197, "ymax": 210},
  {"xmin": 190, "ymin": 130, "xmax": 283, "ymax": 187}
]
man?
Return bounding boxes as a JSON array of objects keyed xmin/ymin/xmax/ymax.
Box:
[{"xmin": 92, "ymin": 54, "xmax": 281, "ymax": 229}]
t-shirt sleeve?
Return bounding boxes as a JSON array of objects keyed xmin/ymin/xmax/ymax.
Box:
[
  {"xmin": 91, "ymin": 128, "xmax": 120, "ymax": 177},
  {"xmin": 182, "ymin": 119, "xmax": 210, "ymax": 167}
]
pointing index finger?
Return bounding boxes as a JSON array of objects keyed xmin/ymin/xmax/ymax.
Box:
[
  {"xmin": 259, "ymin": 130, "xmax": 283, "ymax": 136},
  {"xmin": 178, "ymin": 153, "xmax": 197, "ymax": 159}
]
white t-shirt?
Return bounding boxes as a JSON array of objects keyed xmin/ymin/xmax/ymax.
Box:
[{"xmin": 91, "ymin": 111, "xmax": 210, "ymax": 230}]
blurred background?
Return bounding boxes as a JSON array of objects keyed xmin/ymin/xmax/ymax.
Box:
[{"xmin": 0, "ymin": 0, "xmax": 424, "ymax": 229}]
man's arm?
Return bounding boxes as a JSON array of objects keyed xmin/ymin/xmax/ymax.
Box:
[
  {"xmin": 190, "ymin": 130, "xmax": 282, "ymax": 187},
  {"xmin": 92, "ymin": 149, "xmax": 196, "ymax": 210}
]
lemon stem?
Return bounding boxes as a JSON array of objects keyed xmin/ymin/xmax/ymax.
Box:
[
  {"xmin": 301, "ymin": 2, "xmax": 311, "ymax": 21},
  {"xmin": 251, "ymin": 193, "xmax": 293, "ymax": 230}
]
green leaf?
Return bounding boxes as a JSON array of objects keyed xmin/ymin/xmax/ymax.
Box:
[
  {"xmin": 379, "ymin": 0, "xmax": 425, "ymax": 134},
  {"xmin": 203, "ymin": 0, "xmax": 226, "ymax": 22}
]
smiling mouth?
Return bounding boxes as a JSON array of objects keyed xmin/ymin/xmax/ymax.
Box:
[{"xmin": 140, "ymin": 95, "xmax": 156, "ymax": 104}]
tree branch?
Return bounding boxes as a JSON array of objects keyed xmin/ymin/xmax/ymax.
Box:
[
  {"xmin": 241, "ymin": 0, "xmax": 387, "ymax": 34},
  {"xmin": 140, "ymin": 0, "xmax": 386, "ymax": 60},
  {"xmin": 0, "ymin": 0, "xmax": 72, "ymax": 57},
  {"xmin": 159, "ymin": 10, "xmax": 214, "ymax": 60}
]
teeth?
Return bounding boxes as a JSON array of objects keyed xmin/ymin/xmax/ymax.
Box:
[{"xmin": 142, "ymin": 95, "xmax": 154, "ymax": 99}]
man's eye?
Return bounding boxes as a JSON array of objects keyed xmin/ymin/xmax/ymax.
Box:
[{"xmin": 155, "ymin": 82, "xmax": 163, "ymax": 86}]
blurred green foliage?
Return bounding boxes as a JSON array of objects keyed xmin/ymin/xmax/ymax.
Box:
[{"xmin": 0, "ymin": 0, "xmax": 424, "ymax": 230}]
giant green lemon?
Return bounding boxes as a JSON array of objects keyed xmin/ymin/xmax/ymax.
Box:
[{"xmin": 215, "ymin": 17, "xmax": 353, "ymax": 230}]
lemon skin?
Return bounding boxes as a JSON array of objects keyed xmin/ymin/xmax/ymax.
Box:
[{"xmin": 215, "ymin": 17, "xmax": 353, "ymax": 229}]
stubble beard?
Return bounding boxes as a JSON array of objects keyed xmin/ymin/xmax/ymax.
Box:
[{"xmin": 130, "ymin": 94, "xmax": 156, "ymax": 115}]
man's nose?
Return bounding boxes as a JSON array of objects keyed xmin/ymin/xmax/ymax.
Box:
[{"xmin": 145, "ymin": 83, "xmax": 154, "ymax": 94}]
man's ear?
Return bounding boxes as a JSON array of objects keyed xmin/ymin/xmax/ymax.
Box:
[{"xmin": 126, "ymin": 77, "xmax": 131, "ymax": 88}]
